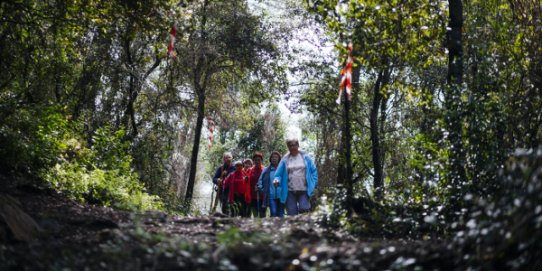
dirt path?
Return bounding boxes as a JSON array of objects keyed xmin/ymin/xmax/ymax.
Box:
[{"xmin": 1, "ymin": 187, "xmax": 459, "ymax": 270}]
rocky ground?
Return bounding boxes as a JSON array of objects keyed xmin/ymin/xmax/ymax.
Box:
[{"xmin": 1, "ymin": 186, "xmax": 461, "ymax": 270}]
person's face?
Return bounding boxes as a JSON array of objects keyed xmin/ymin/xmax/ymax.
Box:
[
  {"xmin": 270, "ymin": 154, "xmax": 279, "ymax": 166},
  {"xmin": 287, "ymin": 141, "xmax": 299, "ymax": 153},
  {"xmin": 253, "ymin": 156, "xmax": 262, "ymax": 166},
  {"xmin": 224, "ymin": 155, "xmax": 233, "ymax": 165},
  {"xmin": 235, "ymin": 164, "xmax": 243, "ymax": 172},
  {"xmin": 243, "ymin": 162, "xmax": 252, "ymax": 170}
]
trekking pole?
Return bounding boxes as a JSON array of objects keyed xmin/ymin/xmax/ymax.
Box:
[
  {"xmin": 210, "ymin": 183, "xmax": 215, "ymax": 212},
  {"xmin": 211, "ymin": 183, "xmax": 219, "ymax": 213}
]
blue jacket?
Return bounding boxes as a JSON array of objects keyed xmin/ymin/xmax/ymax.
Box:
[
  {"xmin": 257, "ymin": 165, "xmax": 279, "ymax": 207},
  {"xmin": 274, "ymin": 151, "xmax": 318, "ymax": 204}
]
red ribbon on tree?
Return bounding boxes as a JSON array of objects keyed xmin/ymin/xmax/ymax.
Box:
[
  {"xmin": 337, "ymin": 42, "xmax": 353, "ymax": 104},
  {"xmin": 167, "ymin": 23, "xmax": 177, "ymax": 59},
  {"xmin": 207, "ymin": 116, "xmax": 215, "ymax": 150}
]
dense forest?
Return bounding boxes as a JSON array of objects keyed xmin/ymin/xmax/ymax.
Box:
[{"xmin": 1, "ymin": 0, "xmax": 541, "ymax": 270}]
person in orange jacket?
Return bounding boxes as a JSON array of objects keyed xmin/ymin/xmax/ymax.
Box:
[{"xmin": 224, "ymin": 160, "xmax": 251, "ymax": 217}]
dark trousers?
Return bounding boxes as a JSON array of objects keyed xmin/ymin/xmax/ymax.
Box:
[
  {"xmin": 269, "ymin": 198, "xmax": 285, "ymax": 217},
  {"xmin": 250, "ymin": 199, "xmax": 266, "ymax": 218},
  {"xmin": 230, "ymin": 194, "xmax": 249, "ymax": 217},
  {"xmin": 220, "ymin": 188, "xmax": 229, "ymax": 214},
  {"xmin": 286, "ymin": 191, "xmax": 311, "ymax": 216}
]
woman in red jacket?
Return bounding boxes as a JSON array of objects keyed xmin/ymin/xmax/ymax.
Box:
[
  {"xmin": 247, "ymin": 152, "xmax": 265, "ymax": 218},
  {"xmin": 224, "ymin": 161, "xmax": 251, "ymax": 217}
]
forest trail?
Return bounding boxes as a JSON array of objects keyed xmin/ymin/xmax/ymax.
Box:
[{"xmin": 1, "ymin": 186, "xmax": 459, "ymax": 270}]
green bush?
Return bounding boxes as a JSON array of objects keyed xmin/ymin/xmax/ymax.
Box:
[
  {"xmin": 0, "ymin": 104, "xmax": 162, "ymax": 211},
  {"xmin": 38, "ymin": 123, "xmax": 163, "ymax": 211},
  {"xmin": 0, "ymin": 106, "xmax": 70, "ymax": 175}
]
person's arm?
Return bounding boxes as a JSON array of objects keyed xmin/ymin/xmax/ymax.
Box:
[
  {"xmin": 212, "ymin": 167, "xmax": 222, "ymax": 185},
  {"xmin": 309, "ymin": 157, "xmax": 318, "ymax": 188},
  {"xmin": 304, "ymin": 155, "xmax": 318, "ymax": 198},
  {"xmin": 273, "ymin": 163, "xmax": 282, "ymax": 185},
  {"xmin": 257, "ymin": 168, "xmax": 266, "ymax": 191},
  {"xmin": 274, "ymin": 160, "xmax": 286, "ymax": 188}
]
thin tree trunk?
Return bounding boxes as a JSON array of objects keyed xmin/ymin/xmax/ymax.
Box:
[
  {"xmin": 447, "ymin": 0, "xmax": 463, "ymax": 86},
  {"xmin": 184, "ymin": 0, "xmax": 210, "ymax": 212},
  {"xmin": 342, "ymin": 86, "xmax": 353, "ymax": 212},
  {"xmin": 418, "ymin": 78, "xmax": 435, "ymax": 195},
  {"xmin": 379, "ymin": 69, "xmax": 389, "ymax": 188},
  {"xmin": 370, "ymin": 66, "xmax": 391, "ymax": 200},
  {"xmin": 370, "ymin": 70, "xmax": 384, "ymax": 199},
  {"xmin": 185, "ymin": 87, "xmax": 205, "ymax": 210},
  {"xmin": 446, "ymin": 0, "xmax": 467, "ymax": 196}
]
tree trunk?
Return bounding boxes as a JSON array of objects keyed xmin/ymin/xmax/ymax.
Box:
[
  {"xmin": 370, "ymin": 67, "xmax": 390, "ymax": 200},
  {"xmin": 446, "ymin": 0, "xmax": 467, "ymax": 197},
  {"xmin": 185, "ymin": 87, "xmax": 206, "ymax": 211},
  {"xmin": 418, "ymin": 78, "xmax": 436, "ymax": 195},
  {"xmin": 447, "ymin": 0, "xmax": 463, "ymax": 86},
  {"xmin": 370, "ymin": 71, "xmax": 384, "ymax": 199},
  {"xmin": 126, "ymin": 73, "xmax": 139, "ymax": 138},
  {"xmin": 122, "ymin": 27, "xmax": 161, "ymax": 139},
  {"xmin": 342, "ymin": 85, "xmax": 353, "ymax": 212},
  {"xmin": 184, "ymin": 0, "xmax": 210, "ymax": 212}
]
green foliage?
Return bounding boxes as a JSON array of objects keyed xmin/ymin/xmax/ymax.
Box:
[
  {"xmin": 0, "ymin": 106, "xmax": 73, "ymax": 175},
  {"xmin": 304, "ymin": 2, "xmax": 542, "ymax": 257},
  {"xmin": 41, "ymin": 126, "xmax": 163, "ymax": 211},
  {"xmin": 451, "ymin": 147, "xmax": 542, "ymax": 269},
  {"xmin": 236, "ymin": 105, "xmax": 287, "ymax": 160},
  {"xmin": 205, "ymin": 103, "xmax": 287, "ymax": 175},
  {"xmin": 217, "ymin": 226, "xmax": 272, "ymax": 247}
]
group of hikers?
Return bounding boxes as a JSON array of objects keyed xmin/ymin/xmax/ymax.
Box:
[{"xmin": 211, "ymin": 138, "xmax": 318, "ymax": 217}]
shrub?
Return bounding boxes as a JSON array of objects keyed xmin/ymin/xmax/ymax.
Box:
[{"xmin": 40, "ymin": 125, "xmax": 163, "ymax": 211}]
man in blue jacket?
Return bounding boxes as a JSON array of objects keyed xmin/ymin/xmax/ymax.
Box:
[{"xmin": 273, "ymin": 139, "xmax": 318, "ymax": 215}]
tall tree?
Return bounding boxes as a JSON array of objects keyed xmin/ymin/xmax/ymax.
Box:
[
  {"xmin": 172, "ymin": 0, "xmax": 279, "ymax": 210},
  {"xmin": 369, "ymin": 66, "xmax": 391, "ymax": 199},
  {"xmin": 445, "ymin": 0, "xmax": 467, "ymax": 204}
]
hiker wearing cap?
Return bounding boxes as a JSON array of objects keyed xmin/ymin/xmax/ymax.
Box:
[
  {"xmin": 258, "ymin": 151, "xmax": 284, "ymax": 217},
  {"xmin": 212, "ymin": 152, "xmax": 236, "ymax": 214},
  {"xmin": 223, "ymin": 160, "xmax": 250, "ymax": 217},
  {"xmin": 273, "ymin": 138, "xmax": 318, "ymax": 216},
  {"xmin": 247, "ymin": 152, "xmax": 265, "ymax": 218}
]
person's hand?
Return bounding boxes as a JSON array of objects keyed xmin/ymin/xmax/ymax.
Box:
[
  {"xmin": 217, "ymin": 178, "xmax": 222, "ymax": 187},
  {"xmin": 254, "ymin": 185, "xmax": 259, "ymax": 192},
  {"xmin": 273, "ymin": 179, "xmax": 279, "ymax": 188}
]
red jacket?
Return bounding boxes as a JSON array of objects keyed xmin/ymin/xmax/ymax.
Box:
[
  {"xmin": 247, "ymin": 165, "xmax": 264, "ymax": 200},
  {"xmin": 224, "ymin": 170, "xmax": 250, "ymax": 203}
]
